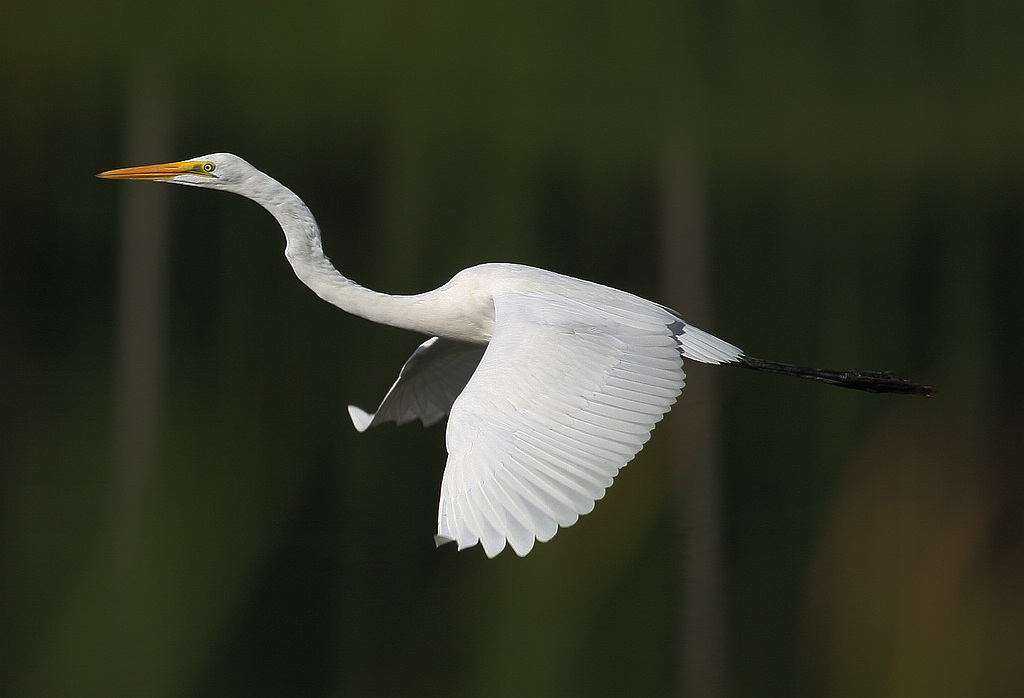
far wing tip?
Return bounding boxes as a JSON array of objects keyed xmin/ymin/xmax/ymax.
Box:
[{"xmin": 348, "ymin": 405, "xmax": 375, "ymax": 432}]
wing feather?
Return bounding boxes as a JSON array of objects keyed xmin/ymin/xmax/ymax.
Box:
[{"xmin": 495, "ymin": 469, "xmax": 561, "ymax": 541}]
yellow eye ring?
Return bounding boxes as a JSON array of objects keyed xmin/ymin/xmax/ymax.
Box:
[{"xmin": 202, "ymin": 162, "xmax": 216, "ymax": 173}]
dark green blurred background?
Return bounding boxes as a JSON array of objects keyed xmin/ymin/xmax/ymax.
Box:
[{"xmin": 2, "ymin": 3, "xmax": 1021, "ymax": 696}]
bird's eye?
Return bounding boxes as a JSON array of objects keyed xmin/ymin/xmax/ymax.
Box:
[{"xmin": 203, "ymin": 162, "xmax": 216, "ymax": 173}]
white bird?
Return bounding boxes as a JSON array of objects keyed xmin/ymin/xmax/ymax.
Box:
[{"xmin": 99, "ymin": 153, "xmax": 933, "ymax": 558}]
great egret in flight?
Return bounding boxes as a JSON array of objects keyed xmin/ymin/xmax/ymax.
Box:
[{"xmin": 99, "ymin": 153, "xmax": 933, "ymax": 558}]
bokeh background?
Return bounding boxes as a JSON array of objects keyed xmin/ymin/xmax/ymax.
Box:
[{"xmin": 2, "ymin": 3, "xmax": 1022, "ymax": 697}]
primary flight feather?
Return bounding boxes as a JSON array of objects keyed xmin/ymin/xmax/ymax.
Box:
[{"xmin": 99, "ymin": 153, "xmax": 933, "ymax": 558}]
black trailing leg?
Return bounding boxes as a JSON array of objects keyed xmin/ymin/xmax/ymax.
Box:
[{"xmin": 734, "ymin": 356, "xmax": 935, "ymax": 397}]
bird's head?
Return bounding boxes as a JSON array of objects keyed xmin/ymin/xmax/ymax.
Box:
[{"xmin": 97, "ymin": 152, "xmax": 256, "ymax": 192}]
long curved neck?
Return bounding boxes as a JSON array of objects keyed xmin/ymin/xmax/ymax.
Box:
[{"xmin": 242, "ymin": 171, "xmax": 423, "ymax": 331}]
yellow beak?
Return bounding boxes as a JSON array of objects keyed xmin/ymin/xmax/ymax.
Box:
[{"xmin": 96, "ymin": 160, "xmax": 201, "ymax": 180}]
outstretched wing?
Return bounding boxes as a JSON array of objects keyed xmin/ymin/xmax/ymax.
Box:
[
  {"xmin": 437, "ymin": 292, "xmax": 687, "ymax": 557},
  {"xmin": 348, "ymin": 337, "xmax": 485, "ymax": 431}
]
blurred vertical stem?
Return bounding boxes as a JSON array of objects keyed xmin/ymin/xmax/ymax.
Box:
[
  {"xmin": 660, "ymin": 135, "xmax": 725, "ymax": 698},
  {"xmin": 107, "ymin": 57, "xmax": 174, "ymax": 694},
  {"xmin": 111, "ymin": 60, "xmax": 173, "ymax": 529}
]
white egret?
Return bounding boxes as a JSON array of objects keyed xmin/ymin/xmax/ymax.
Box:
[{"xmin": 99, "ymin": 153, "xmax": 933, "ymax": 558}]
